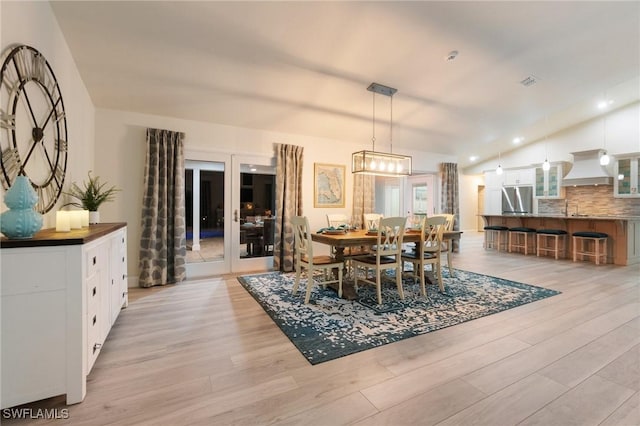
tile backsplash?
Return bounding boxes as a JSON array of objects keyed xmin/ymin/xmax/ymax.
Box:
[{"xmin": 538, "ymin": 186, "xmax": 640, "ymax": 216}]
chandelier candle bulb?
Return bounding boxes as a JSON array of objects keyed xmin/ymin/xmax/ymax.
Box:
[{"xmin": 56, "ymin": 211, "xmax": 71, "ymax": 232}]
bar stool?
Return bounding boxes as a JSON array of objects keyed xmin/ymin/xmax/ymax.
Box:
[
  {"xmin": 508, "ymin": 227, "xmax": 537, "ymax": 255},
  {"xmin": 536, "ymin": 229, "xmax": 567, "ymax": 260},
  {"xmin": 572, "ymin": 232, "xmax": 608, "ymax": 265},
  {"xmin": 484, "ymin": 225, "xmax": 509, "ymax": 251}
]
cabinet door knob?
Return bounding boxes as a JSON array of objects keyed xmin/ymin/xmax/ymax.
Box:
[
  {"xmin": 93, "ymin": 343, "xmax": 102, "ymax": 354},
  {"xmin": 92, "ymin": 315, "xmax": 97, "ymax": 325},
  {"xmin": 92, "ymin": 286, "xmax": 97, "ymax": 296},
  {"xmin": 92, "ymin": 256, "xmax": 97, "ymax": 265}
]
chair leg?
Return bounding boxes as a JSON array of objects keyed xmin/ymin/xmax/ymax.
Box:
[
  {"xmin": 376, "ymin": 268, "xmax": 382, "ymax": 305},
  {"xmin": 418, "ymin": 262, "xmax": 426, "ymax": 297},
  {"xmin": 396, "ymin": 266, "xmax": 404, "ymax": 300},
  {"xmin": 436, "ymin": 260, "xmax": 444, "ymax": 292},
  {"xmin": 304, "ymin": 265, "xmax": 314, "ymax": 304},
  {"xmin": 293, "ymin": 266, "xmax": 302, "ymax": 295},
  {"xmin": 447, "ymin": 250, "xmax": 454, "ymax": 277}
]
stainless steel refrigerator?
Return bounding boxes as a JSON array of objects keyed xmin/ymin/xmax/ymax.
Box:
[{"xmin": 501, "ymin": 186, "xmax": 533, "ymax": 214}]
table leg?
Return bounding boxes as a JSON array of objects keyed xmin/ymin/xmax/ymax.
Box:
[{"xmin": 330, "ymin": 247, "xmax": 358, "ymax": 300}]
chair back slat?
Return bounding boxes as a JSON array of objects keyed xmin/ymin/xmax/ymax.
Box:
[
  {"xmin": 376, "ymin": 216, "xmax": 406, "ymax": 257},
  {"xmin": 326, "ymin": 214, "xmax": 349, "ymax": 228},
  {"xmin": 422, "ymin": 216, "xmax": 446, "ymax": 255},
  {"xmin": 291, "ymin": 216, "xmax": 313, "ymax": 259},
  {"xmin": 363, "ymin": 213, "xmax": 384, "ymax": 231}
]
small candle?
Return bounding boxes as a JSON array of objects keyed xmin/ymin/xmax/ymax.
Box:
[
  {"xmin": 56, "ymin": 211, "xmax": 70, "ymax": 232},
  {"xmin": 81, "ymin": 210, "xmax": 89, "ymax": 227},
  {"xmin": 69, "ymin": 210, "xmax": 82, "ymax": 229}
]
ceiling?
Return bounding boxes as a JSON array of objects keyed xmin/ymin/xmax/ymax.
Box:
[{"xmin": 50, "ymin": 1, "xmax": 640, "ymax": 169}]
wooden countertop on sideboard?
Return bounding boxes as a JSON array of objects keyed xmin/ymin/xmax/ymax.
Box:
[{"xmin": 1, "ymin": 222, "xmax": 127, "ymax": 248}]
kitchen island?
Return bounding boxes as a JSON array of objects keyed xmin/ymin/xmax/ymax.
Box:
[{"xmin": 481, "ymin": 214, "xmax": 640, "ymax": 265}]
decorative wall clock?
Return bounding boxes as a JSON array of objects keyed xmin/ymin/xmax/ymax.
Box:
[{"xmin": 0, "ymin": 45, "xmax": 68, "ymax": 214}]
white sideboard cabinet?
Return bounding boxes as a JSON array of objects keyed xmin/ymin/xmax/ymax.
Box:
[{"xmin": 1, "ymin": 223, "xmax": 128, "ymax": 409}]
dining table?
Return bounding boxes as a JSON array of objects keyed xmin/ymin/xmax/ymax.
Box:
[{"xmin": 311, "ymin": 228, "xmax": 463, "ymax": 300}]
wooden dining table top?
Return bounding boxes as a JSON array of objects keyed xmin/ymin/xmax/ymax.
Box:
[{"xmin": 311, "ymin": 228, "xmax": 462, "ymax": 247}]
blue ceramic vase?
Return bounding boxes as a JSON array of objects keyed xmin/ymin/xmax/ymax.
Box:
[{"xmin": 1, "ymin": 176, "xmax": 43, "ymax": 239}]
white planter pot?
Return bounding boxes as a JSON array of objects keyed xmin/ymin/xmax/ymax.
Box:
[{"xmin": 89, "ymin": 211, "xmax": 100, "ymax": 224}]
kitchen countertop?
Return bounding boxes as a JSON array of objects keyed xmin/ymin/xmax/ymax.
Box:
[{"xmin": 482, "ymin": 214, "xmax": 640, "ymax": 221}]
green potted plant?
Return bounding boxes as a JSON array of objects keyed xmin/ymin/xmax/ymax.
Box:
[{"xmin": 64, "ymin": 171, "xmax": 120, "ymax": 224}]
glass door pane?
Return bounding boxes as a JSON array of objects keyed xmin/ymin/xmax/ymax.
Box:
[
  {"xmin": 231, "ymin": 155, "xmax": 276, "ymax": 273},
  {"xmin": 185, "ymin": 156, "xmax": 231, "ymax": 277}
]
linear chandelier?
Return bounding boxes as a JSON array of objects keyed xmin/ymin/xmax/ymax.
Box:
[{"xmin": 352, "ymin": 83, "xmax": 412, "ymax": 177}]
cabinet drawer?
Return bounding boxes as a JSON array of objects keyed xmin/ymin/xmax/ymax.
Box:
[
  {"xmin": 86, "ymin": 274, "xmax": 100, "ymax": 316},
  {"xmin": 87, "ymin": 319, "xmax": 101, "ymax": 372},
  {"xmin": 85, "ymin": 247, "xmax": 100, "ymax": 278}
]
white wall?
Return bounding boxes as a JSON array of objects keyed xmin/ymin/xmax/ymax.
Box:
[
  {"xmin": 465, "ymin": 101, "xmax": 640, "ymax": 176},
  {"xmin": 0, "ymin": 1, "xmax": 95, "ymax": 228},
  {"xmin": 95, "ymin": 108, "xmax": 458, "ymax": 281}
]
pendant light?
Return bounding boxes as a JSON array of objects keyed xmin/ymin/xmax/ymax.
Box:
[
  {"xmin": 542, "ymin": 115, "xmax": 551, "ymax": 171},
  {"xmin": 600, "ymin": 96, "xmax": 610, "ymax": 165},
  {"xmin": 496, "ymin": 152, "xmax": 503, "ymax": 175},
  {"xmin": 352, "ymin": 83, "xmax": 412, "ymax": 177}
]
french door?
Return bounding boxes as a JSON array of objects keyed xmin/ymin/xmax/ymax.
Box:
[{"xmin": 184, "ymin": 151, "xmax": 275, "ymax": 278}]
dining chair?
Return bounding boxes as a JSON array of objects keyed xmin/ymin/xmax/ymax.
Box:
[
  {"xmin": 261, "ymin": 218, "xmax": 275, "ymax": 255},
  {"xmin": 431, "ymin": 213, "xmax": 455, "ymax": 277},
  {"xmin": 363, "ymin": 213, "xmax": 383, "ymax": 231},
  {"xmin": 326, "ymin": 214, "xmax": 349, "ymax": 228},
  {"xmin": 326, "ymin": 213, "xmax": 369, "ymax": 268},
  {"xmin": 402, "ymin": 216, "xmax": 447, "ymax": 298},
  {"xmin": 352, "ymin": 216, "xmax": 406, "ymax": 305},
  {"xmin": 291, "ymin": 216, "xmax": 343, "ymax": 304}
]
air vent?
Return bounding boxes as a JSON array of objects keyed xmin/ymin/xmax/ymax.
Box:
[{"xmin": 519, "ymin": 76, "xmax": 538, "ymax": 87}]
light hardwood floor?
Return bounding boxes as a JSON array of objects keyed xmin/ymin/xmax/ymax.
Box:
[{"xmin": 5, "ymin": 232, "xmax": 639, "ymax": 425}]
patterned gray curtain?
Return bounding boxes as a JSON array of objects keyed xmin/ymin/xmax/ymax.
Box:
[
  {"xmin": 352, "ymin": 174, "xmax": 375, "ymax": 229},
  {"xmin": 139, "ymin": 128, "xmax": 187, "ymax": 287},
  {"xmin": 273, "ymin": 143, "xmax": 304, "ymax": 272},
  {"xmin": 440, "ymin": 162, "xmax": 460, "ymax": 252}
]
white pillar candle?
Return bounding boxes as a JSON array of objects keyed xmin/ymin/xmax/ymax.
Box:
[
  {"xmin": 69, "ymin": 210, "xmax": 82, "ymax": 229},
  {"xmin": 56, "ymin": 211, "xmax": 70, "ymax": 232},
  {"xmin": 81, "ymin": 210, "xmax": 89, "ymax": 227}
]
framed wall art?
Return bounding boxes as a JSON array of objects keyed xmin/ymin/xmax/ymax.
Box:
[{"xmin": 314, "ymin": 163, "xmax": 345, "ymax": 208}]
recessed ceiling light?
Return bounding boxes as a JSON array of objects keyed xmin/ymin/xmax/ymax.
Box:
[
  {"xmin": 597, "ymin": 99, "xmax": 614, "ymax": 110},
  {"xmin": 469, "ymin": 156, "xmax": 478, "ymax": 162},
  {"xmin": 445, "ymin": 50, "xmax": 459, "ymax": 61},
  {"xmin": 513, "ymin": 137, "xmax": 523, "ymax": 144},
  {"xmin": 250, "ymin": 168, "xmax": 257, "ymax": 172}
]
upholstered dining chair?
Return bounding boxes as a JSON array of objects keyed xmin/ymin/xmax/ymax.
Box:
[
  {"xmin": 291, "ymin": 216, "xmax": 343, "ymax": 304},
  {"xmin": 431, "ymin": 213, "xmax": 455, "ymax": 277},
  {"xmin": 401, "ymin": 216, "xmax": 446, "ymax": 298},
  {"xmin": 352, "ymin": 216, "xmax": 406, "ymax": 305}
]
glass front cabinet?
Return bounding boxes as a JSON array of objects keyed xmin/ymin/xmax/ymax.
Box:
[
  {"xmin": 534, "ymin": 164, "xmax": 565, "ymax": 199},
  {"xmin": 614, "ymin": 156, "xmax": 640, "ymax": 198}
]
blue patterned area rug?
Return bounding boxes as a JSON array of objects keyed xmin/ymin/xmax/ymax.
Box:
[{"xmin": 237, "ymin": 269, "xmax": 560, "ymax": 365}]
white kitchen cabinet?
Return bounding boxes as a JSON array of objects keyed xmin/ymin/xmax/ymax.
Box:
[
  {"xmin": 1, "ymin": 223, "xmax": 128, "ymax": 409},
  {"xmin": 483, "ymin": 171, "xmax": 504, "ymax": 215},
  {"xmin": 484, "ymin": 170, "xmax": 504, "ymax": 189},
  {"xmin": 484, "ymin": 188, "xmax": 503, "ymax": 215},
  {"xmin": 614, "ymin": 155, "xmax": 640, "ymax": 198},
  {"xmin": 504, "ymin": 168, "xmax": 534, "ymax": 186},
  {"xmin": 534, "ymin": 164, "xmax": 566, "ymax": 199}
]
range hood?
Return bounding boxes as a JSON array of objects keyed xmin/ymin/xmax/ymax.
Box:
[{"xmin": 561, "ymin": 149, "xmax": 613, "ymax": 186}]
